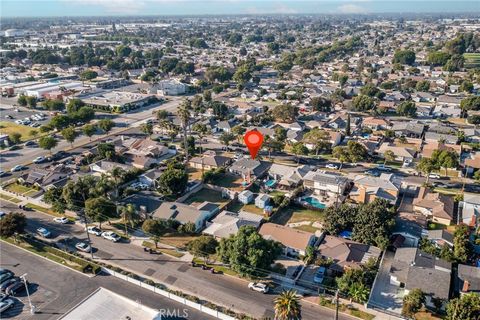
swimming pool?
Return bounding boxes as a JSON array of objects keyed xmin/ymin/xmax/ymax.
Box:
[
  {"xmin": 265, "ymin": 179, "xmax": 277, "ymax": 187},
  {"xmin": 303, "ymin": 197, "xmax": 326, "ymax": 209}
]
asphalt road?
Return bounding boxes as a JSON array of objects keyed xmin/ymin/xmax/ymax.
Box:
[
  {"xmin": 0, "ymin": 202, "xmax": 354, "ymax": 320},
  {"xmin": 0, "ymin": 97, "xmax": 182, "ymax": 171},
  {"xmin": 0, "ymin": 242, "xmax": 215, "ymax": 320}
]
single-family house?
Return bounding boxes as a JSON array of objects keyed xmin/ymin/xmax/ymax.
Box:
[
  {"xmin": 203, "ymin": 210, "xmax": 263, "ymax": 239},
  {"xmin": 189, "ymin": 153, "xmax": 231, "ymax": 171},
  {"xmin": 152, "ymin": 201, "xmax": 219, "ymax": 232},
  {"xmin": 20, "ymin": 166, "xmax": 70, "ymax": 189},
  {"xmin": 317, "ymin": 235, "xmax": 381, "ymax": 274},
  {"xmin": 259, "ymin": 223, "xmax": 316, "ymax": 257},
  {"xmin": 228, "ymin": 158, "xmax": 271, "ymax": 180},
  {"xmin": 456, "ymin": 264, "xmax": 480, "ymax": 296},
  {"xmin": 427, "ymin": 229, "xmax": 454, "ymax": 248},
  {"xmin": 362, "ymin": 117, "xmax": 391, "ymax": 131},
  {"xmin": 460, "ymin": 193, "xmax": 480, "ymax": 228},
  {"xmin": 377, "ymin": 143, "xmax": 416, "ymax": 162},
  {"xmin": 238, "ymin": 190, "xmax": 254, "ymax": 204},
  {"xmin": 350, "ymin": 173, "xmax": 401, "ymax": 205},
  {"xmin": 413, "ymin": 187, "xmax": 454, "ymax": 225},
  {"xmin": 268, "ymin": 164, "xmax": 314, "ymax": 189},
  {"xmin": 303, "ymin": 171, "xmax": 350, "ymax": 197},
  {"xmin": 255, "ymin": 194, "xmax": 270, "ymax": 209},
  {"xmin": 389, "ymin": 248, "xmax": 451, "ymax": 309},
  {"xmin": 138, "ymin": 168, "xmax": 164, "ymax": 188},
  {"xmin": 391, "ymin": 122, "xmax": 425, "ymax": 138},
  {"xmin": 89, "ymin": 161, "xmax": 133, "ymax": 175}
]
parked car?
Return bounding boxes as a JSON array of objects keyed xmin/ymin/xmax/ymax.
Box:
[
  {"xmin": 53, "ymin": 217, "xmax": 69, "ymax": 224},
  {"xmin": 10, "ymin": 165, "xmax": 25, "ymax": 172},
  {"xmin": 0, "ymin": 269, "xmax": 12, "ymax": 276},
  {"xmin": 87, "ymin": 226, "xmax": 102, "ymax": 236},
  {"xmin": 101, "ymin": 231, "xmax": 121, "ymax": 242},
  {"xmin": 375, "ymin": 164, "xmax": 392, "ymax": 171},
  {"xmin": 0, "ymin": 170, "xmax": 5, "ymax": 177},
  {"xmin": 24, "ymin": 140, "xmax": 37, "ymax": 147},
  {"xmin": 248, "ymin": 282, "xmax": 269, "ymax": 293},
  {"xmin": 0, "ymin": 293, "xmax": 8, "ymax": 302},
  {"xmin": 4, "ymin": 115, "xmax": 13, "ymax": 119},
  {"xmin": 313, "ymin": 266, "xmax": 326, "ymax": 284},
  {"xmin": 36, "ymin": 227, "xmax": 52, "ymax": 238},
  {"xmin": 325, "ymin": 163, "xmax": 339, "ymax": 170},
  {"xmin": 33, "ymin": 156, "xmax": 45, "ymax": 164},
  {"xmin": 75, "ymin": 242, "xmax": 91, "ymax": 253},
  {"xmin": 5, "ymin": 279, "xmax": 28, "ymax": 296},
  {"xmin": 0, "ymin": 279, "xmax": 17, "ymax": 292},
  {"xmin": 428, "ymin": 173, "xmax": 441, "ymax": 179},
  {"xmin": 0, "ymin": 298, "xmax": 14, "ymax": 313},
  {"xmin": 0, "ymin": 212, "xmax": 6, "ymax": 220},
  {"xmin": 0, "ymin": 272, "xmax": 14, "ymax": 285}
]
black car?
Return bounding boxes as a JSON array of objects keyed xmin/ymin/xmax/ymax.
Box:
[
  {"xmin": 0, "ymin": 272, "xmax": 13, "ymax": 285},
  {"xmin": 5, "ymin": 279, "xmax": 27, "ymax": 296},
  {"xmin": 49, "ymin": 151, "xmax": 69, "ymax": 161},
  {"xmin": 0, "ymin": 278, "xmax": 16, "ymax": 292}
]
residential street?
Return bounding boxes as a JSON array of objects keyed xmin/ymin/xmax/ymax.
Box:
[
  {"xmin": 0, "ymin": 201, "xmax": 355, "ymax": 320},
  {"xmin": 0, "ymin": 241, "xmax": 215, "ymax": 320}
]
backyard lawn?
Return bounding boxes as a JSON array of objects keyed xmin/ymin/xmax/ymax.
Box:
[
  {"xmin": 187, "ymin": 167, "xmax": 203, "ymax": 180},
  {"xmin": 183, "ymin": 188, "xmax": 230, "ymax": 206},
  {"xmin": 210, "ymin": 173, "xmax": 245, "ymax": 191},
  {"xmin": 160, "ymin": 235, "xmax": 200, "ymax": 250},
  {"xmin": 271, "ymin": 205, "xmax": 325, "ymax": 232}
]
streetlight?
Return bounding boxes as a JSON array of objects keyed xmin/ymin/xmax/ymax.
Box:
[{"xmin": 19, "ymin": 273, "xmax": 35, "ymax": 315}]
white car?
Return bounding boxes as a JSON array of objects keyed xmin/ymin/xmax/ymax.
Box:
[
  {"xmin": 87, "ymin": 226, "xmax": 102, "ymax": 236},
  {"xmin": 75, "ymin": 242, "xmax": 91, "ymax": 253},
  {"xmin": 53, "ymin": 216, "xmax": 69, "ymax": 224},
  {"xmin": 10, "ymin": 165, "xmax": 24, "ymax": 172},
  {"xmin": 248, "ymin": 282, "xmax": 269, "ymax": 294},
  {"xmin": 101, "ymin": 231, "xmax": 121, "ymax": 242},
  {"xmin": 325, "ymin": 163, "xmax": 339, "ymax": 170},
  {"xmin": 428, "ymin": 173, "xmax": 441, "ymax": 179},
  {"xmin": 14, "ymin": 120, "xmax": 23, "ymax": 125},
  {"xmin": 33, "ymin": 156, "xmax": 45, "ymax": 164}
]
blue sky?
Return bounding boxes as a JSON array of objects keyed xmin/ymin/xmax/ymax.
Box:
[{"xmin": 1, "ymin": 1, "xmax": 479, "ymax": 17}]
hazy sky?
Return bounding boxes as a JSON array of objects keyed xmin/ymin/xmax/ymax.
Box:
[{"xmin": 1, "ymin": 0, "xmax": 479, "ymax": 17}]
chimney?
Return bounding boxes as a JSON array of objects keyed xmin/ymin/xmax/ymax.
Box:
[
  {"xmin": 359, "ymin": 186, "xmax": 367, "ymax": 203},
  {"xmin": 462, "ymin": 280, "xmax": 470, "ymax": 293}
]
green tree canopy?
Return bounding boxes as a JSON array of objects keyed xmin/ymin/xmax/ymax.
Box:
[
  {"xmin": 85, "ymin": 196, "xmax": 117, "ymax": 228},
  {"xmin": 157, "ymin": 166, "xmax": 188, "ymax": 198}
]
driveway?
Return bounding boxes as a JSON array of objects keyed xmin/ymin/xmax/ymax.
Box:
[{"xmin": 368, "ymin": 251, "xmax": 404, "ymax": 315}]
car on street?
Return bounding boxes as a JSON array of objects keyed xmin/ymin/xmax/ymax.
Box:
[
  {"xmin": 10, "ymin": 165, "xmax": 25, "ymax": 172},
  {"xmin": 101, "ymin": 231, "xmax": 121, "ymax": 242},
  {"xmin": 53, "ymin": 216, "xmax": 69, "ymax": 224},
  {"xmin": 248, "ymin": 282, "xmax": 269, "ymax": 293},
  {"xmin": 0, "ymin": 170, "xmax": 5, "ymax": 177},
  {"xmin": 313, "ymin": 266, "xmax": 326, "ymax": 284},
  {"xmin": 4, "ymin": 115, "xmax": 13, "ymax": 119},
  {"xmin": 428, "ymin": 173, "xmax": 441, "ymax": 179},
  {"xmin": 0, "ymin": 212, "xmax": 6, "ymax": 219},
  {"xmin": 87, "ymin": 226, "xmax": 102, "ymax": 236},
  {"xmin": 36, "ymin": 227, "xmax": 52, "ymax": 238},
  {"xmin": 325, "ymin": 163, "xmax": 339, "ymax": 170},
  {"xmin": 375, "ymin": 164, "xmax": 392, "ymax": 171},
  {"xmin": 24, "ymin": 140, "xmax": 37, "ymax": 147},
  {"xmin": 75, "ymin": 242, "xmax": 92, "ymax": 253},
  {"xmin": 5, "ymin": 278, "xmax": 28, "ymax": 296},
  {"xmin": 33, "ymin": 156, "xmax": 46, "ymax": 164},
  {"xmin": 0, "ymin": 298, "xmax": 14, "ymax": 313}
]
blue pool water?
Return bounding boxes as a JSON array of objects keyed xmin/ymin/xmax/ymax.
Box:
[
  {"xmin": 265, "ymin": 180, "xmax": 277, "ymax": 187},
  {"xmin": 303, "ymin": 197, "xmax": 326, "ymax": 209}
]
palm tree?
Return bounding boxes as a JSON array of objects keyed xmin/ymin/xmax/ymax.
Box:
[
  {"xmin": 192, "ymin": 123, "xmax": 210, "ymax": 154},
  {"xmin": 119, "ymin": 204, "xmax": 139, "ymax": 236},
  {"xmin": 177, "ymin": 99, "xmax": 192, "ymax": 162},
  {"xmin": 274, "ymin": 289, "xmax": 301, "ymax": 320},
  {"xmin": 348, "ymin": 282, "xmax": 370, "ymax": 303}
]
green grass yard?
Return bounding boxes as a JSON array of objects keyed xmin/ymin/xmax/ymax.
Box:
[
  {"xmin": 0, "ymin": 193, "xmax": 22, "ymax": 203},
  {"xmin": 0, "ymin": 121, "xmax": 45, "ymax": 142},
  {"xmin": 4, "ymin": 183, "xmax": 37, "ymax": 196},
  {"xmin": 183, "ymin": 188, "xmax": 230, "ymax": 206}
]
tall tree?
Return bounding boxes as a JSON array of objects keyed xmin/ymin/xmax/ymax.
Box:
[
  {"xmin": 142, "ymin": 219, "xmax": 168, "ymax": 248},
  {"xmin": 38, "ymin": 136, "xmax": 57, "ymax": 154},
  {"xmin": 402, "ymin": 289, "xmax": 425, "ymax": 318},
  {"xmin": 85, "ymin": 196, "xmax": 117, "ymax": 228},
  {"xmin": 274, "ymin": 290, "xmax": 301, "ymax": 320},
  {"xmin": 61, "ymin": 126, "xmax": 77, "ymax": 147},
  {"xmin": 119, "ymin": 204, "xmax": 139, "ymax": 236},
  {"xmin": 0, "ymin": 212, "xmax": 27, "ymax": 242},
  {"xmin": 187, "ymin": 235, "xmax": 218, "ymax": 264},
  {"xmin": 82, "ymin": 124, "xmax": 96, "ymax": 141},
  {"xmin": 303, "ymin": 128, "xmax": 330, "ymax": 156},
  {"xmin": 446, "ymin": 294, "xmax": 480, "ymax": 320}
]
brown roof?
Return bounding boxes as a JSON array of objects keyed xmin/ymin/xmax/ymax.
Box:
[
  {"xmin": 465, "ymin": 153, "xmax": 480, "ymax": 169},
  {"xmin": 318, "ymin": 235, "xmax": 381, "ymax": 272},
  {"xmin": 414, "ymin": 187, "xmax": 454, "ymax": 220},
  {"xmin": 258, "ymin": 223, "xmax": 314, "ymax": 251},
  {"xmin": 422, "ymin": 141, "xmax": 461, "ymax": 159}
]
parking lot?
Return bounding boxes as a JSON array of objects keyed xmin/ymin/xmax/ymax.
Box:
[
  {"xmin": 0, "ymin": 242, "xmax": 214, "ymax": 319},
  {"xmin": 0, "ymin": 105, "xmax": 51, "ymax": 127}
]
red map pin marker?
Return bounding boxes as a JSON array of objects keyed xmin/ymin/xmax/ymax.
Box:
[{"xmin": 244, "ymin": 129, "xmax": 264, "ymax": 159}]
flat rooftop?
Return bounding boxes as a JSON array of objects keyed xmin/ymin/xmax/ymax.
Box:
[
  {"xmin": 82, "ymin": 90, "xmax": 153, "ymax": 106},
  {"xmin": 60, "ymin": 287, "xmax": 160, "ymax": 320}
]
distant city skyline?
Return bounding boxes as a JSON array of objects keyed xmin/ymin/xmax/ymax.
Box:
[{"xmin": 1, "ymin": 1, "xmax": 479, "ymax": 18}]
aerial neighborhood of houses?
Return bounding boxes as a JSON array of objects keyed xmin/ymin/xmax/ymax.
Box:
[{"xmin": 0, "ymin": 10, "xmax": 479, "ymax": 320}]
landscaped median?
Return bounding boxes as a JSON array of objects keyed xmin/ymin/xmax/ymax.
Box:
[{"xmin": 1, "ymin": 235, "xmax": 101, "ymax": 275}]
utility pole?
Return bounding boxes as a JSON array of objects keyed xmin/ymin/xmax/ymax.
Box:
[
  {"xmin": 334, "ymin": 289, "xmax": 339, "ymax": 320},
  {"xmin": 82, "ymin": 211, "xmax": 94, "ymax": 260},
  {"xmin": 20, "ymin": 273, "xmax": 35, "ymax": 314}
]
